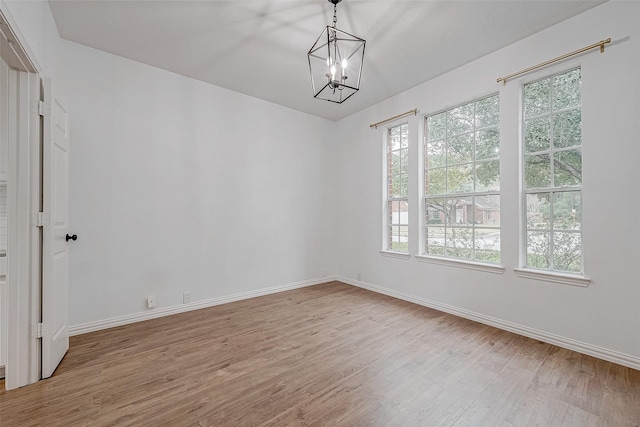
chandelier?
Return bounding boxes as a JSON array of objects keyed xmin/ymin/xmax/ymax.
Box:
[{"xmin": 307, "ymin": 0, "xmax": 366, "ymax": 104}]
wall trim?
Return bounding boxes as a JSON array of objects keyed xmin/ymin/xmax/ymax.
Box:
[
  {"xmin": 337, "ymin": 275, "xmax": 640, "ymax": 371},
  {"xmin": 69, "ymin": 276, "xmax": 336, "ymax": 336}
]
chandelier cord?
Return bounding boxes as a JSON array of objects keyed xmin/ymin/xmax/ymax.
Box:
[{"xmin": 332, "ymin": 3, "xmax": 337, "ymax": 28}]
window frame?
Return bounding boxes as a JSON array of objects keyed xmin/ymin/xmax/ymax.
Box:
[
  {"xmin": 382, "ymin": 122, "xmax": 410, "ymax": 255},
  {"xmin": 520, "ymin": 66, "xmax": 585, "ymax": 277},
  {"xmin": 420, "ymin": 93, "xmax": 502, "ymax": 267}
]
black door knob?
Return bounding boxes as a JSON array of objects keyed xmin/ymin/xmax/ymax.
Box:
[{"xmin": 66, "ymin": 234, "xmax": 78, "ymax": 242}]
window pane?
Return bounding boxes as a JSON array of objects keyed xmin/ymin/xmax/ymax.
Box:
[
  {"xmin": 400, "ymin": 125, "xmax": 409, "ymax": 148},
  {"xmin": 427, "ymin": 112, "xmax": 446, "ymax": 141},
  {"xmin": 475, "ymin": 160, "xmax": 500, "ymax": 193},
  {"xmin": 447, "ymin": 133, "xmax": 473, "ymax": 165},
  {"xmin": 390, "ymin": 149, "xmax": 408, "ymax": 175},
  {"xmin": 399, "ymin": 174, "xmax": 408, "ymax": 198},
  {"xmin": 390, "ymin": 225, "xmax": 402, "ymax": 251},
  {"xmin": 389, "ymin": 134, "xmax": 400, "ymax": 151},
  {"xmin": 389, "ymin": 175, "xmax": 401, "ymax": 198},
  {"xmin": 476, "ymin": 128, "xmax": 499, "ymax": 160},
  {"xmin": 524, "ymin": 78, "xmax": 551, "ymax": 117},
  {"xmin": 426, "ymin": 139, "xmax": 446, "ymax": 168},
  {"xmin": 447, "ymin": 164, "xmax": 473, "ymax": 194},
  {"xmin": 553, "ymin": 231, "xmax": 581, "ymax": 272},
  {"xmin": 554, "ymin": 149, "xmax": 582, "ymax": 187},
  {"xmin": 553, "ymin": 191, "xmax": 581, "ymax": 230},
  {"xmin": 475, "ymin": 195, "xmax": 500, "ymax": 227},
  {"xmin": 447, "ymin": 197, "xmax": 473, "ymax": 225},
  {"xmin": 425, "ymin": 199, "xmax": 445, "ymax": 224},
  {"xmin": 400, "ymin": 148, "xmax": 409, "ymax": 174},
  {"xmin": 390, "ymin": 201, "xmax": 408, "ymax": 225},
  {"xmin": 524, "ymin": 154, "xmax": 551, "ymax": 189},
  {"xmin": 475, "ymin": 95, "xmax": 499, "ymax": 128},
  {"xmin": 553, "ymin": 109, "xmax": 581, "ymax": 149},
  {"xmin": 524, "ymin": 116, "xmax": 551, "ymax": 153},
  {"xmin": 426, "ymin": 168, "xmax": 447, "ymax": 195},
  {"xmin": 446, "ymin": 227, "xmax": 473, "ymax": 259},
  {"xmin": 526, "ymin": 193, "xmax": 550, "ymax": 229},
  {"xmin": 527, "ymin": 231, "xmax": 550, "ymax": 269},
  {"xmin": 390, "ymin": 201, "xmax": 399, "ymax": 224},
  {"xmin": 441, "ymin": 198, "xmax": 457, "ymax": 225},
  {"xmin": 425, "ymin": 226, "xmax": 445, "ymax": 256},
  {"xmin": 475, "ymin": 228, "xmax": 501, "ymax": 262},
  {"xmin": 553, "ymin": 68, "xmax": 581, "ymax": 110},
  {"xmin": 447, "ymin": 103, "xmax": 474, "ymax": 136}
]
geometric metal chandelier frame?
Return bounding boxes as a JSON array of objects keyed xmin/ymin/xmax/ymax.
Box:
[{"xmin": 307, "ymin": 0, "xmax": 366, "ymax": 104}]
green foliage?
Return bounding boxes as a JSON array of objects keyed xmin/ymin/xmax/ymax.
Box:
[
  {"xmin": 425, "ymin": 225, "xmax": 500, "ymax": 263},
  {"xmin": 527, "ymin": 229, "xmax": 581, "ymax": 272},
  {"xmin": 476, "ymin": 128, "xmax": 499, "ymax": 160},
  {"xmin": 526, "ymin": 191, "xmax": 582, "ymax": 272},
  {"xmin": 476, "ymin": 160, "xmax": 500, "ymax": 192},
  {"xmin": 554, "ymin": 150, "xmax": 582, "ymax": 187},
  {"xmin": 390, "ymin": 241, "xmax": 409, "ymax": 252}
]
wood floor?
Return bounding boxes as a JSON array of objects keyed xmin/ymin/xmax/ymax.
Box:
[{"xmin": 1, "ymin": 281, "xmax": 639, "ymax": 426}]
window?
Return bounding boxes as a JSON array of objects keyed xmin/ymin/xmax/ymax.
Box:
[
  {"xmin": 424, "ymin": 94, "xmax": 500, "ymax": 263},
  {"xmin": 523, "ymin": 68, "xmax": 582, "ymax": 273},
  {"xmin": 385, "ymin": 123, "xmax": 409, "ymax": 252}
]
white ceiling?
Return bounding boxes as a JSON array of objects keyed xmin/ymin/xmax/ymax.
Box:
[{"xmin": 48, "ymin": 0, "xmax": 606, "ymax": 121}]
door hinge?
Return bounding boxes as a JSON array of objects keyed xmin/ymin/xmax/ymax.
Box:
[
  {"xmin": 33, "ymin": 212, "xmax": 50, "ymax": 227},
  {"xmin": 37, "ymin": 100, "xmax": 50, "ymax": 116},
  {"xmin": 32, "ymin": 323, "xmax": 44, "ymax": 339}
]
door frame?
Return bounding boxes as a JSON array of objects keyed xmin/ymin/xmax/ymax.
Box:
[{"xmin": 0, "ymin": 7, "xmax": 43, "ymax": 390}]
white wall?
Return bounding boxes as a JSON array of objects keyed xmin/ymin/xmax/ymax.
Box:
[
  {"xmin": 59, "ymin": 41, "xmax": 336, "ymax": 327},
  {"xmin": 334, "ymin": 0, "xmax": 640, "ymax": 362}
]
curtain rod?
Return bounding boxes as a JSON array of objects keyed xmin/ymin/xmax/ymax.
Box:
[
  {"xmin": 370, "ymin": 109, "xmax": 418, "ymax": 129},
  {"xmin": 497, "ymin": 37, "xmax": 611, "ymax": 85}
]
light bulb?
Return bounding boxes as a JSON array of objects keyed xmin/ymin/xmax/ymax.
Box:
[
  {"xmin": 330, "ymin": 64, "xmax": 336, "ymax": 78},
  {"xmin": 341, "ymin": 58, "xmax": 348, "ymax": 69}
]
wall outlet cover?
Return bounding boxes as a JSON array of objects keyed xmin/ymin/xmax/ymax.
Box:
[{"xmin": 183, "ymin": 292, "xmax": 192, "ymax": 304}]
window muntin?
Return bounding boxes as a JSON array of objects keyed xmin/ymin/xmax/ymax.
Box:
[
  {"xmin": 385, "ymin": 123, "xmax": 409, "ymax": 252},
  {"xmin": 424, "ymin": 94, "xmax": 500, "ymax": 263},
  {"xmin": 523, "ymin": 68, "xmax": 582, "ymax": 273}
]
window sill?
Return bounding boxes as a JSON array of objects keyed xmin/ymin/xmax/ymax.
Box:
[
  {"xmin": 415, "ymin": 255, "xmax": 504, "ymax": 274},
  {"xmin": 513, "ymin": 268, "xmax": 590, "ymax": 287},
  {"xmin": 379, "ymin": 250, "xmax": 411, "ymax": 260}
]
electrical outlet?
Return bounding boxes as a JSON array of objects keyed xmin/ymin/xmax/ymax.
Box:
[
  {"xmin": 357, "ymin": 273, "xmax": 362, "ymax": 281},
  {"xmin": 183, "ymin": 292, "xmax": 192, "ymax": 304},
  {"xmin": 147, "ymin": 296, "xmax": 156, "ymax": 309}
]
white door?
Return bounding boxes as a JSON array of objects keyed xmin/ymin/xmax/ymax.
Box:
[{"xmin": 41, "ymin": 78, "xmax": 70, "ymax": 378}]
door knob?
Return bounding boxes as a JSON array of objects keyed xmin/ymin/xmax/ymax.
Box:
[{"xmin": 66, "ymin": 234, "xmax": 78, "ymax": 242}]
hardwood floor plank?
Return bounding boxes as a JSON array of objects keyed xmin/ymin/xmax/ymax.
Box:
[{"xmin": 1, "ymin": 281, "xmax": 638, "ymax": 426}]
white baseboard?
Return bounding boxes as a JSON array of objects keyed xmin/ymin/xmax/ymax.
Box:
[
  {"xmin": 69, "ymin": 276, "xmax": 336, "ymax": 336},
  {"xmin": 337, "ymin": 275, "xmax": 640, "ymax": 371}
]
